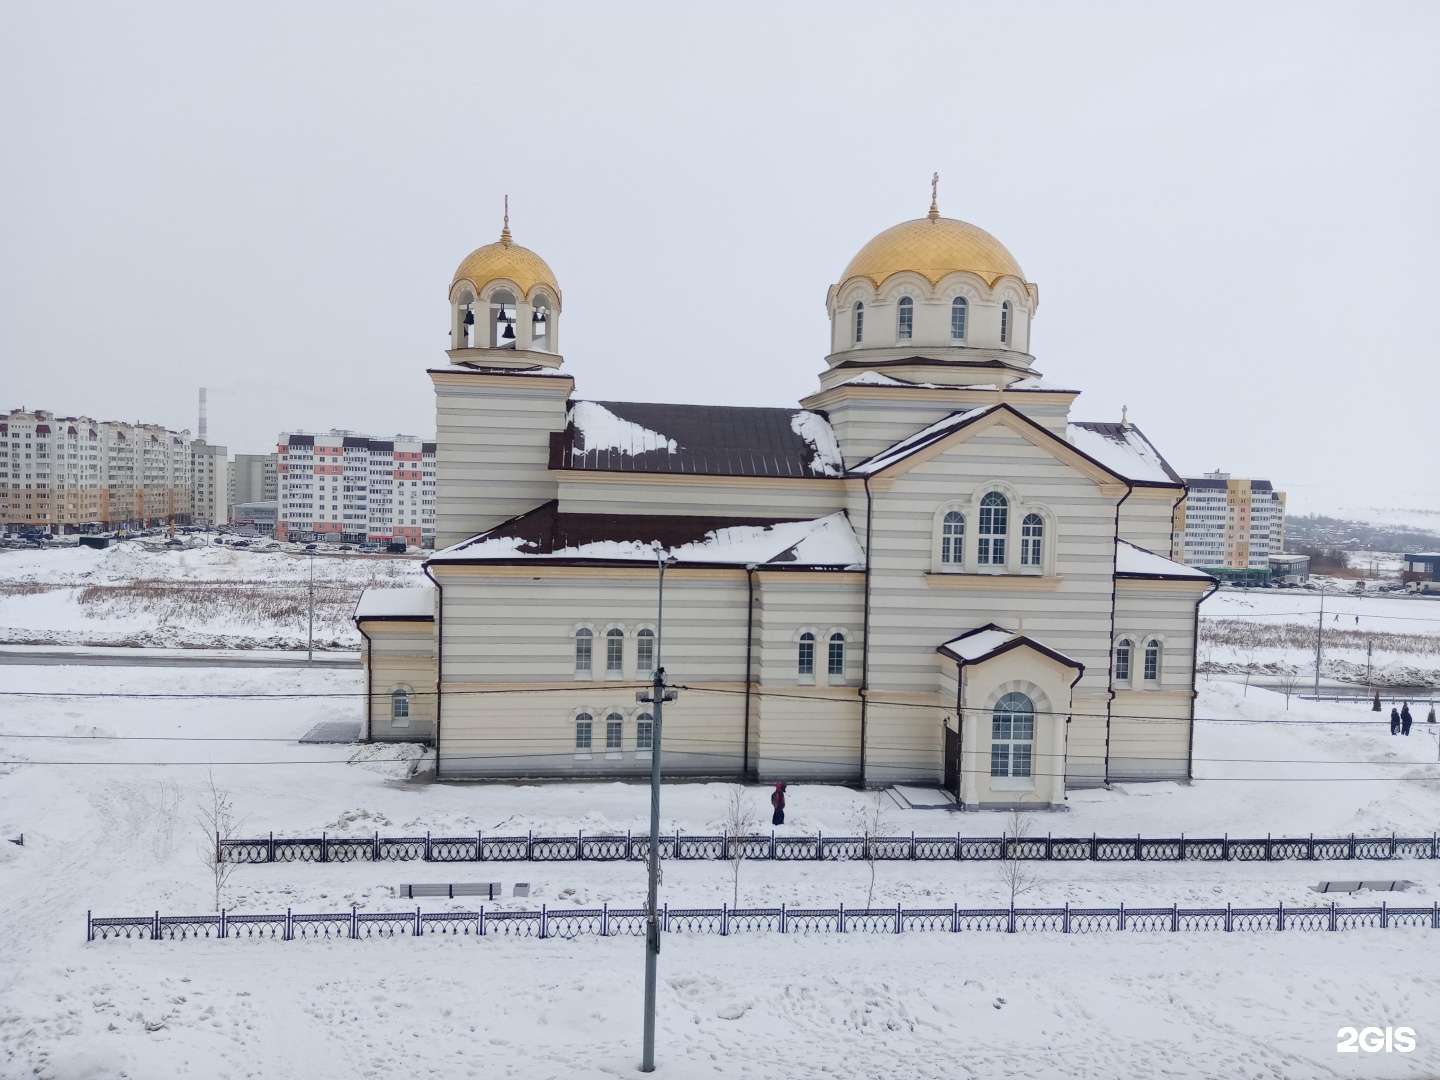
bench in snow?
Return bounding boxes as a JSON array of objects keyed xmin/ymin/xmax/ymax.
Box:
[{"xmin": 398, "ymin": 883, "xmax": 503, "ymax": 899}]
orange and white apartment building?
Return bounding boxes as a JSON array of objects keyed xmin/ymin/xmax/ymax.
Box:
[{"xmin": 276, "ymin": 430, "xmax": 435, "ymax": 546}]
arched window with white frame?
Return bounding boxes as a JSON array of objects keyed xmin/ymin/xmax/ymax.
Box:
[
  {"xmin": 636, "ymin": 628, "xmax": 655, "ymax": 676},
  {"xmin": 1144, "ymin": 639, "xmax": 1161, "ymax": 683},
  {"xmin": 853, "ymin": 301, "xmax": 864, "ymax": 344},
  {"xmin": 636, "ymin": 712, "xmax": 654, "ymax": 751},
  {"xmin": 990, "ymin": 692, "xmax": 1034, "ymax": 778},
  {"xmin": 574, "ymin": 712, "xmax": 593, "ymax": 750},
  {"xmin": 1020, "ymin": 513, "xmax": 1044, "ymax": 568},
  {"xmin": 605, "ymin": 711, "xmax": 624, "ymax": 751},
  {"xmin": 941, "ymin": 510, "xmax": 965, "ymax": 564},
  {"xmin": 574, "ymin": 628, "xmax": 593, "ymax": 673},
  {"xmin": 1115, "ymin": 639, "xmax": 1133, "ymax": 683},
  {"xmin": 951, "ymin": 296, "xmax": 967, "ymax": 340},
  {"xmin": 978, "ymin": 492, "xmax": 1008, "ymax": 565},
  {"xmin": 606, "ymin": 627, "xmax": 624, "ymax": 676},
  {"xmin": 897, "ymin": 296, "xmax": 914, "ymax": 340},
  {"xmin": 1000, "ymin": 301, "xmax": 1011, "ymax": 344},
  {"xmin": 798, "ymin": 632, "xmax": 815, "ymax": 678},
  {"xmin": 390, "ymin": 688, "xmax": 410, "ymax": 726},
  {"xmin": 828, "ymin": 633, "xmax": 845, "ymax": 677}
]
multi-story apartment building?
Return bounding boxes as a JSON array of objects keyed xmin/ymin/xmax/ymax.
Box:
[
  {"xmin": 1, "ymin": 409, "xmax": 197, "ymax": 533},
  {"xmin": 276, "ymin": 430, "xmax": 435, "ymax": 546},
  {"xmin": 1172, "ymin": 471, "xmax": 1286, "ymax": 578},
  {"xmin": 192, "ymin": 440, "xmax": 229, "ymax": 527},
  {"xmin": 231, "ymin": 453, "xmax": 278, "ymax": 519}
]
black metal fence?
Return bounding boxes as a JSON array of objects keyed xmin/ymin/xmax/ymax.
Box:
[
  {"xmin": 88, "ymin": 899, "xmax": 1440, "ymax": 942},
  {"xmin": 218, "ymin": 830, "xmax": 1440, "ymax": 865}
]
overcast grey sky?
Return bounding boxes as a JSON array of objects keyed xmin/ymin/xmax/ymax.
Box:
[{"xmin": 2, "ymin": 3, "xmax": 1436, "ymax": 513}]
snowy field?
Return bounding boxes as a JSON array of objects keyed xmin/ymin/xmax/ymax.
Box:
[
  {"xmin": 2, "ymin": 661, "xmax": 1440, "ymax": 1077},
  {"xmin": 0, "ymin": 543, "xmax": 424, "ymax": 650},
  {"xmin": 1202, "ymin": 585, "xmax": 1440, "ymax": 686}
]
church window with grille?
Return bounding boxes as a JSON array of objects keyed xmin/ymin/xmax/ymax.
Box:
[
  {"xmin": 897, "ymin": 297, "xmax": 913, "ymax": 340},
  {"xmin": 977, "ymin": 492, "xmax": 1008, "ymax": 565},
  {"xmin": 951, "ymin": 296, "xmax": 967, "ymax": 340},
  {"xmin": 941, "ymin": 511, "xmax": 965, "ymax": 564},
  {"xmin": 990, "ymin": 692, "xmax": 1034, "ymax": 778}
]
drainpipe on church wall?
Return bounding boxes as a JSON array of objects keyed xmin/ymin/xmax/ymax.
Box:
[
  {"xmin": 1103, "ymin": 482, "xmax": 1135, "ymax": 787},
  {"xmin": 422, "ymin": 561, "xmax": 444, "ymax": 779},
  {"xmin": 742, "ymin": 563, "xmax": 757, "ymax": 780},
  {"xmin": 858, "ymin": 475, "xmax": 875, "ymax": 786}
]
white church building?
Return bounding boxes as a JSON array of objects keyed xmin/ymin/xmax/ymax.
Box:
[{"xmin": 355, "ymin": 193, "xmax": 1215, "ymax": 808}]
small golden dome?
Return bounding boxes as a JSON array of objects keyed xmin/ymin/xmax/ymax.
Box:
[
  {"xmin": 840, "ymin": 215, "xmax": 1026, "ymax": 289},
  {"xmin": 451, "ymin": 217, "xmax": 560, "ymax": 302}
]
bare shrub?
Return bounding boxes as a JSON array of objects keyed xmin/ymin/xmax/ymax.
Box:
[
  {"xmin": 846, "ymin": 792, "xmax": 894, "ymax": 911},
  {"xmin": 719, "ymin": 785, "xmax": 761, "ymax": 908},
  {"xmin": 1275, "ymin": 671, "xmax": 1304, "ymax": 710},
  {"xmin": 196, "ymin": 770, "xmax": 244, "ymax": 910},
  {"xmin": 1202, "ymin": 619, "xmax": 1440, "ymax": 658},
  {"xmin": 996, "ymin": 806, "xmax": 1039, "ymax": 907}
]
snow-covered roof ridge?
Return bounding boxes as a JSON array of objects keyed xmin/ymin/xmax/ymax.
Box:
[
  {"xmin": 1115, "ymin": 540, "xmax": 1215, "ymax": 580},
  {"xmin": 850, "ymin": 407, "xmax": 995, "ymax": 476},
  {"xmin": 937, "ymin": 623, "xmax": 1083, "ymax": 669},
  {"xmin": 354, "ymin": 586, "xmax": 436, "ymax": 620},
  {"xmin": 790, "ymin": 411, "xmax": 844, "ymax": 477},
  {"xmin": 430, "ymin": 507, "xmax": 865, "ymax": 570},
  {"xmin": 1067, "ymin": 422, "xmax": 1183, "ymax": 486}
]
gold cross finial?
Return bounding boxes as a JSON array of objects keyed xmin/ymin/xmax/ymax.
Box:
[
  {"xmin": 928, "ymin": 172, "xmax": 940, "ymax": 220},
  {"xmin": 1121, "ymin": 405, "xmax": 1129, "ymax": 428},
  {"xmin": 500, "ymin": 195, "xmax": 512, "ymax": 245}
]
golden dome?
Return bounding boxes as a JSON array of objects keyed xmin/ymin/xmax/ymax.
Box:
[
  {"xmin": 451, "ymin": 217, "xmax": 560, "ymax": 302},
  {"xmin": 840, "ymin": 214, "xmax": 1026, "ymax": 289}
]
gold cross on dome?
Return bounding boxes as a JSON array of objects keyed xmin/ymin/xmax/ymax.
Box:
[{"xmin": 929, "ymin": 172, "xmax": 940, "ymax": 220}]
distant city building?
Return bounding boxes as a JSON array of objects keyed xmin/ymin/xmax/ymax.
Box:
[
  {"xmin": 1, "ymin": 408, "xmax": 195, "ymax": 533},
  {"xmin": 234, "ymin": 500, "xmax": 278, "ymax": 537},
  {"xmin": 276, "ymin": 431, "xmax": 435, "ymax": 546},
  {"xmin": 1403, "ymin": 553, "xmax": 1440, "ymax": 593},
  {"xmin": 231, "ymin": 453, "xmax": 278, "ymax": 518},
  {"xmin": 192, "ymin": 440, "xmax": 229, "ymax": 527},
  {"xmin": 1268, "ymin": 553, "xmax": 1310, "ymax": 584},
  {"xmin": 1172, "ymin": 471, "xmax": 1286, "ymax": 581}
]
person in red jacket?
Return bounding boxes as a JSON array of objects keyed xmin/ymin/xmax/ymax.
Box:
[{"xmin": 770, "ymin": 782, "xmax": 787, "ymax": 826}]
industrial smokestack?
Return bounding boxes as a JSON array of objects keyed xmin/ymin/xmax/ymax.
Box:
[{"xmin": 198, "ymin": 388, "xmax": 207, "ymax": 442}]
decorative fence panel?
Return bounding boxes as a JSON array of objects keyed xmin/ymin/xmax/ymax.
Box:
[
  {"xmin": 219, "ymin": 831, "xmax": 1440, "ymax": 867},
  {"xmin": 91, "ymin": 900, "xmax": 1437, "ymax": 944}
]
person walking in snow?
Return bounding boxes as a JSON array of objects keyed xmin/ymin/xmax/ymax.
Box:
[
  {"xmin": 770, "ymin": 782, "xmax": 787, "ymax": 826},
  {"xmin": 1401, "ymin": 703, "xmax": 1413, "ymax": 736},
  {"xmin": 1390, "ymin": 706, "xmax": 1401, "ymax": 735}
]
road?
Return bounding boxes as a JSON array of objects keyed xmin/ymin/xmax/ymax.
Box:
[{"xmin": 0, "ymin": 648, "xmax": 360, "ymax": 669}]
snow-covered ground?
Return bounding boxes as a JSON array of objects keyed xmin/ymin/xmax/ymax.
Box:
[
  {"xmin": 2, "ymin": 661, "xmax": 1440, "ymax": 1077},
  {"xmin": 0, "ymin": 543, "xmax": 424, "ymax": 650},
  {"xmin": 1202, "ymin": 586, "xmax": 1440, "ymax": 686}
]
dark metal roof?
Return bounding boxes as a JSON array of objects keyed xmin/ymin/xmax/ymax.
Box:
[
  {"xmin": 551, "ymin": 400, "xmax": 837, "ymax": 479},
  {"xmin": 443, "ymin": 500, "xmax": 830, "ymax": 565},
  {"xmin": 1185, "ymin": 477, "xmax": 1227, "ymax": 490}
]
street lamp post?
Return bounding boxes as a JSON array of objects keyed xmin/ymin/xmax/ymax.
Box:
[
  {"xmin": 640, "ymin": 544, "xmax": 677, "ymax": 1073},
  {"xmin": 307, "ymin": 551, "xmax": 315, "ymax": 665},
  {"xmin": 1312, "ymin": 583, "xmax": 1326, "ymax": 696}
]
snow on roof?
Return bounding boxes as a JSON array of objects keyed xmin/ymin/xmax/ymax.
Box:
[
  {"xmin": 1115, "ymin": 540, "xmax": 1214, "ymax": 580},
  {"xmin": 937, "ymin": 624, "xmax": 1082, "ymax": 668},
  {"xmin": 850, "ymin": 407, "xmax": 994, "ymax": 476},
  {"xmin": 354, "ymin": 587, "xmax": 435, "ymax": 620},
  {"xmin": 571, "ymin": 401, "xmax": 677, "ymax": 455},
  {"xmin": 432, "ymin": 509, "xmax": 865, "ymax": 569},
  {"xmin": 1067, "ymin": 423, "xmax": 1182, "ymax": 486},
  {"xmin": 940, "ymin": 627, "xmax": 1018, "ymax": 661},
  {"xmin": 790, "ymin": 411, "xmax": 844, "ymax": 476},
  {"xmin": 832, "ymin": 372, "xmax": 1076, "ymax": 393}
]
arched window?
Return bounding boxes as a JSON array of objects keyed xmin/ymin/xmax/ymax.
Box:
[
  {"xmin": 798, "ymin": 632, "xmax": 815, "ymax": 677},
  {"xmin": 606, "ymin": 712, "xmax": 624, "ymax": 750},
  {"xmin": 1144, "ymin": 639, "xmax": 1161, "ymax": 683},
  {"xmin": 1020, "ymin": 513, "xmax": 1044, "ymax": 567},
  {"xmin": 978, "ymin": 492, "xmax": 1008, "ymax": 565},
  {"xmin": 1000, "ymin": 301, "xmax": 1011, "ymax": 344},
  {"xmin": 636, "ymin": 628, "xmax": 655, "ymax": 675},
  {"xmin": 575, "ymin": 713, "xmax": 593, "ymax": 750},
  {"xmin": 828, "ymin": 633, "xmax": 845, "ymax": 677},
  {"xmin": 941, "ymin": 510, "xmax": 965, "ymax": 564},
  {"xmin": 636, "ymin": 712, "xmax": 654, "ymax": 750},
  {"xmin": 390, "ymin": 689, "xmax": 410, "ymax": 722},
  {"xmin": 951, "ymin": 297, "xmax": 967, "ymax": 340},
  {"xmin": 897, "ymin": 296, "xmax": 914, "ymax": 340},
  {"xmin": 1115, "ymin": 639, "xmax": 1132, "ymax": 683},
  {"xmin": 990, "ymin": 692, "xmax": 1035, "ymax": 778},
  {"xmin": 574, "ymin": 628, "xmax": 593, "ymax": 673},
  {"xmin": 853, "ymin": 301, "xmax": 864, "ymax": 344},
  {"xmin": 606, "ymin": 628, "xmax": 624, "ymax": 674}
]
